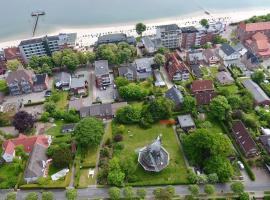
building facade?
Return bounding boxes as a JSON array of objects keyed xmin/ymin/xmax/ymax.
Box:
[{"xmin": 156, "ymin": 24, "xmax": 182, "ymax": 49}]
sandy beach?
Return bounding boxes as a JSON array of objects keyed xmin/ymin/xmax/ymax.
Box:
[{"xmin": 1, "ymin": 7, "xmax": 270, "ymax": 49}]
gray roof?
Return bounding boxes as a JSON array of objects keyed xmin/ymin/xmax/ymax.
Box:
[
  {"xmin": 94, "ymin": 60, "xmax": 109, "ymax": 76},
  {"xmin": 58, "ymin": 33, "xmax": 77, "ymax": 46},
  {"xmin": 138, "ymin": 136, "xmax": 169, "ymax": 172},
  {"xmin": 180, "ymin": 26, "xmax": 198, "ymax": 33},
  {"xmin": 165, "ymin": 86, "xmax": 184, "ymax": 106},
  {"xmin": 259, "ymin": 135, "xmax": 270, "ymax": 154},
  {"xmin": 24, "ymin": 143, "xmax": 48, "ymax": 180},
  {"xmin": 62, "ymin": 123, "xmax": 76, "ymax": 132},
  {"xmin": 55, "ymin": 72, "xmax": 71, "ymax": 84},
  {"xmin": 190, "ymin": 64, "xmax": 202, "ymax": 78},
  {"xmin": 34, "ymin": 74, "xmax": 47, "ymax": 85},
  {"xmin": 242, "ymin": 79, "xmax": 270, "ymax": 104},
  {"xmin": 216, "ymin": 71, "xmax": 234, "ymax": 84},
  {"xmin": 177, "ymin": 114, "xmax": 195, "ymax": 128},
  {"xmin": 19, "ymin": 35, "xmax": 59, "ymax": 46},
  {"xmin": 188, "ymin": 50, "xmax": 204, "ymax": 62},
  {"xmin": 118, "ymin": 65, "xmax": 137, "ymax": 77},
  {"xmin": 97, "ymin": 33, "xmax": 135, "ymax": 45},
  {"xmin": 135, "ymin": 57, "xmax": 154, "ymax": 71},
  {"xmin": 70, "ymin": 75, "xmax": 86, "ymax": 89},
  {"xmin": 69, "ymin": 98, "xmax": 84, "ymax": 111},
  {"xmin": 80, "ymin": 102, "xmax": 127, "ymax": 118},
  {"xmin": 142, "ymin": 37, "xmax": 155, "ymax": 49},
  {"xmin": 158, "ymin": 24, "xmax": 180, "ymax": 32},
  {"xmin": 220, "ymin": 43, "xmax": 236, "ymax": 56}
]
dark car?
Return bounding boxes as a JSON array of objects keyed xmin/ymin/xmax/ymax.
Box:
[{"xmin": 45, "ymin": 90, "xmax": 52, "ymax": 97}]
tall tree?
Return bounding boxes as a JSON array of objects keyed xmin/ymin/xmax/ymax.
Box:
[
  {"xmin": 13, "ymin": 111, "xmax": 35, "ymax": 133},
  {"xmin": 51, "ymin": 146, "xmax": 73, "ymax": 168},
  {"xmin": 135, "ymin": 23, "xmax": 146, "ymax": 36},
  {"xmin": 209, "ymin": 95, "xmax": 231, "ymax": 121},
  {"xmin": 62, "ymin": 53, "xmax": 79, "ymax": 71},
  {"xmin": 6, "ymin": 59, "xmax": 21, "ymax": 71},
  {"xmin": 74, "ymin": 117, "xmax": 104, "ymax": 148},
  {"xmin": 182, "ymin": 95, "xmax": 197, "ymax": 115},
  {"xmin": 200, "ymin": 19, "xmax": 209, "ymax": 28},
  {"xmin": 251, "ymin": 70, "xmax": 265, "ymax": 84},
  {"xmin": 154, "ymin": 53, "xmax": 166, "ymax": 68}
]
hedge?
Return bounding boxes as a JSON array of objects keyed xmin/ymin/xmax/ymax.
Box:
[
  {"xmin": 238, "ymin": 155, "xmax": 255, "ymax": 181},
  {"xmin": 24, "ymin": 101, "xmax": 44, "ymax": 107}
]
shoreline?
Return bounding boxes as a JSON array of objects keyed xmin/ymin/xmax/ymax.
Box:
[{"xmin": 1, "ymin": 7, "xmax": 270, "ymax": 49}]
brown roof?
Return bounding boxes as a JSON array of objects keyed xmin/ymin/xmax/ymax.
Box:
[
  {"xmin": 239, "ymin": 21, "xmax": 270, "ymax": 32},
  {"xmin": 6, "ymin": 69, "xmax": 34, "ymax": 85},
  {"xmin": 166, "ymin": 52, "xmax": 189, "ymax": 78},
  {"xmin": 191, "ymin": 80, "xmax": 214, "ymax": 93},
  {"xmin": 194, "ymin": 91, "xmax": 217, "ymax": 105},
  {"xmin": 232, "ymin": 121, "xmax": 258, "ymax": 156},
  {"xmin": 4, "ymin": 47, "xmax": 21, "ymax": 61}
]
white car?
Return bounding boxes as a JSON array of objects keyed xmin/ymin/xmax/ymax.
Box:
[{"xmin": 237, "ymin": 161, "xmax": 244, "ymax": 170}]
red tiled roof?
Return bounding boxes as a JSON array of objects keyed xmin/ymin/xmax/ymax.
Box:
[
  {"xmin": 4, "ymin": 47, "xmax": 21, "ymax": 60},
  {"xmin": 166, "ymin": 52, "xmax": 188, "ymax": 79},
  {"xmin": 191, "ymin": 80, "xmax": 214, "ymax": 93},
  {"xmin": 2, "ymin": 134, "xmax": 49, "ymax": 155},
  {"xmin": 239, "ymin": 21, "xmax": 270, "ymax": 32}
]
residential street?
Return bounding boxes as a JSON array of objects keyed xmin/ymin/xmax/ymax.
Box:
[{"xmin": 3, "ymin": 178, "xmax": 270, "ymax": 200}]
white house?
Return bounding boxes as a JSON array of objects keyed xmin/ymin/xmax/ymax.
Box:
[{"xmin": 218, "ymin": 43, "xmax": 241, "ymax": 67}]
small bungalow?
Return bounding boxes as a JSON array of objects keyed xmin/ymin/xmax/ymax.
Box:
[
  {"xmin": 55, "ymin": 72, "xmax": 71, "ymax": 90},
  {"xmin": 61, "ymin": 124, "xmax": 76, "ymax": 133},
  {"xmin": 177, "ymin": 114, "xmax": 196, "ymax": 132}
]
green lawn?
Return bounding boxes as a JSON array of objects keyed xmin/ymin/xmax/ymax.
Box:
[
  {"xmin": 78, "ymin": 168, "xmax": 96, "ymax": 187},
  {"xmin": 201, "ymin": 66, "xmax": 219, "ymax": 80},
  {"xmin": 217, "ymin": 84, "xmax": 239, "ymax": 95},
  {"xmin": 45, "ymin": 121, "xmax": 64, "ymax": 136},
  {"xmin": 115, "ymin": 124, "xmax": 189, "ymax": 186},
  {"xmin": 0, "ymin": 163, "xmax": 20, "ymax": 188},
  {"xmin": 56, "ymin": 91, "xmax": 68, "ymax": 110}
]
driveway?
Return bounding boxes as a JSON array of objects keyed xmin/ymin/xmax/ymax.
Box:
[
  {"xmin": 160, "ymin": 66, "xmax": 173, "ymax": 88},
  {"xmin": 92, "ymin": 73, "xmax": 116, "ymax": 103}
]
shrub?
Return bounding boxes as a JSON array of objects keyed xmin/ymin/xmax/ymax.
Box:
[
  {"xmin": 24, "ymin": 192, "xmax": 38, "ymax": 200},
  {"xmin": 123, "ymin": 186, "xmax": 134, "ymax": 199},
  {"xmin": 137, "ymin": 188, "xmax": 146, "ymax": 199},
  {"xmin": 109, "ymin": 187, "xmax": 121, "ymax": 200},
  {"xmin": 113, "ymin": 134, "xmax": 123, "ymax": 142},
  {"xmin": 66, "ymin": 189, "xmax": 77, "ymax": 200},
  {"xmin": 231, "ymin": 182, "xmax": 244, "ymax": 194},
  {"xmin": 5, "ymin": 192, "xmax": 16, "ymax": 200}
]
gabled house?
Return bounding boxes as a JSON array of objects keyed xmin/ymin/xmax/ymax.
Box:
[
  {"xmin": 24, "ymin": 143, "xmax": 50, "ymax": 183},
  {"xmin": 232, "ymin": 120, "xmax": 258, "ymax": 157},
  {"xmin": 165, "ymin": 86, "xmax": 184, "ymax": 108},
  {"xmin": 241, "ymin": 51, "xmax": 260, "ymax": 70},
  {"xmin": 2, "ymin": 134, "xmax": 51, "ymax": 163},
  {"xmin": 118, "ymin": 65, "xmax": 137, "ymax": 81},
  {"xmin": 190, "ymin": 64, "xmax": 202, "ymax": 78},
  {"xmin": 218, "ymin": 43, "xmax": 241, "ymax": 67},
  {"xmin": 245, "ymin": 32, "xmax": 270, "ymax": 59},
  {"xmin": 133, "ymin": 57, "xmax": 154, "ymax": 80},
  {"xmin": 70, "ymin": 74, "xmax": 87, "ymax": 95},
  {"xmin": 79, "ymin": 102, "xmax": 127, "ymax": 119},
  {"xmin": 203, "ymin": 49, "xmax": 220, "ymax": 65},
  {"xmin": 177, "ymin": 114, "xmax": 196, "ymax": 132},
  {"xmin": 165, "ymin": 52, "xmax": 190, "ymax": 81},
  {"xmin": 187, "ymin": 50, "xmax": 204, "ymax": 65},
  {"xmin": 6, "ymin": 69, "xmax": 48, "ymax": 95},
  {"xmin": 191, "ymin": 80, "xmax": 216, "ymax": 105},
  {"xmin": 242, "ymin": 79, "xmax": 270, "ymax": 106},
  {"xmin": 95, "ymin": 60, "xmax": 111, "ymax": 88},
  {"xmin": 141, "ymin": 36, "xmax": 162, "ymax": 55},
  {"xmin": 216, "ymin": 71, "xmax": 234, "ymax": 85}
]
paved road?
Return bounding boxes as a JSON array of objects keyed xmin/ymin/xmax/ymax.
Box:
[{"xmin": 5, "ymin": 180, "xmax": 270, "ymax": 200}]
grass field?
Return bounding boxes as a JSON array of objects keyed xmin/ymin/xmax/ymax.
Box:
[
  {"xmin": 55, "ymin": 91, "xmax": 69, "ymax": 110},
  {"xmin": 115, "ymin": 124, "xmax": 189, "ymax": 186},
  {"xmin": 217, "ymin": 84, "xmax": 239, "ymax": 95},
  {"xmin": 46, "ymin": 121, "xmax": 64, "ymax": 136}
]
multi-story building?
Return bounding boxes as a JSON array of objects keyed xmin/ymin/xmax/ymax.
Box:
[
  {"xmin": 180, "ymin": 26, "xmax": 199, "ymax": 49},
  {"xmin": 94, "ymin": 60, "xmax": 111, "ymax": 88},
  {"xmin": 156, "ymin": 24, "xmax": 182, "ymax": 49},
  {"xmin": 19, "ymin": 33, "xmax": 77, "ymax": 63}
]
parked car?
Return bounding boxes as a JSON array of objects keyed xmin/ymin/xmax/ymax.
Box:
[
  {"xmin": 237, "ymin": 161, "xmax": 244, "ymax": 170},
  {"xmin": 45, "ymin": 90, "xmax": 52, "ymax": 97}
]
